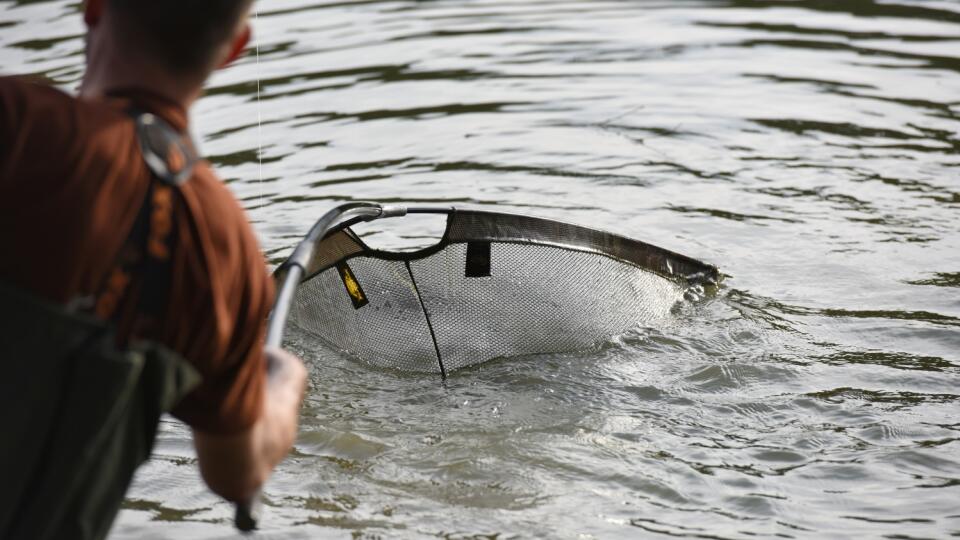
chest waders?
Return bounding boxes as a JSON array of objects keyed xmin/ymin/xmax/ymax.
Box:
[{"xmin": 0, "ymin": 111, "xmax": 201, "ymax": 540}]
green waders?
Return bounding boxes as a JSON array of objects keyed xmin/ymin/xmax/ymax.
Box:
[
  {"xmin": 0, "ymin": 109, "xmax": 203, "ymax": 539},
  {"xmin": 0, "ymin": 281, "xmax": 200, "ymax": 540}
]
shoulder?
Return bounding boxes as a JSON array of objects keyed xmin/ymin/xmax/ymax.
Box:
[
  {"xmin": 0, "ymin": 76, "xmax": 136, "ymax": 161},
  {"xmin": 181, "ymin": 163, "xmax": 263, "ymax": 256},
  {"xmin": 176, "ymin": 161, "xmax": 273, "ymax": 309},
  {"xmin": 0, "ymin": 76, "xmax": 65, "ymax": 106},
  {"xmin": 0, "ymin": 76, "xmax": 117, "ymax": 125},
  {"xmin": 186, "ymin": 162, "xmax": 245, "ymax": 213},
  {"xmin": 0, "ymin": 77, "xmax": 75, "ymax": 149}
]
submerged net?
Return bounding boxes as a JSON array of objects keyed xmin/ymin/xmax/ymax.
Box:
[{"xmin": 287, "ymin": 209, "xmax": 718, "ymax": 375}]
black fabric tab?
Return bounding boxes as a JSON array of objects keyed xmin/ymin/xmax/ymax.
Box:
[
  {"xmin": 137, "ymin": 188, "xmax": 177, "ymax": 322},
  {"xmin": 337, "ymin": 262, "xmax": 369, "ymax": 309},
  {"xmin": 465, "ymin": 241, "xmax": 491, "ymax": 278}
]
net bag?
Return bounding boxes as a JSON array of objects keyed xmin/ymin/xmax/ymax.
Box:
[{"xmin": 276, "ymin": 205, "xmax": 719, "ymax": 376}]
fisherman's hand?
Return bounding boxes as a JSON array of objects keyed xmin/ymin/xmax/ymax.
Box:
[
  {"xmin": 194, "ymin": 346, "xmax": 306, "ymax": 503},
  {"xmin": 265, "ymin": 345, "xmax": 307, "ymax": 410}
]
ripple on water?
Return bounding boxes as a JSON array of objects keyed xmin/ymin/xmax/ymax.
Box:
[{"xmin": 3, "ymin": 0, "xmax": 960, "ymax": 538}]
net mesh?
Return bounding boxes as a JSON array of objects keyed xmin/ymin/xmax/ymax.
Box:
[
  {"xmin": 288, "ymin": 210, "xmax": 696, "ymax": 375},
  {"xmin": 291, "ymin": 257, "xmax": 440, "ymax": 372},
  {"xmin": 410, "ymin": 242, "xmax": 679, "ymax": 372}
]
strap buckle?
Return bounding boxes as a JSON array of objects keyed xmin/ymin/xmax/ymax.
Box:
[{"xmin": 135, "ymin": 112, "xmax": 197, "ymax": 186}]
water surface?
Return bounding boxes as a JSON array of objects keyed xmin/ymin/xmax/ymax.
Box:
[{"xmin": 1, "ymin": 0, "xmax": 959, "ymax": 538}]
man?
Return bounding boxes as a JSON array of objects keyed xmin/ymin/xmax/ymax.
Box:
[{"xmin": 0, "ymin": 0, "xmax": 306, "ymax": 535}]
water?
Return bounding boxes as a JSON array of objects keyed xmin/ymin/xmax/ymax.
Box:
[{"xmin": 2, "ymin": 0, "xmax": 959, "ymax": 538}]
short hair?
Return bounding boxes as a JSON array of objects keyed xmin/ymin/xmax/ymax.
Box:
[{"xmin": 107, "ymin": 0, "xmax": 253, "ymax": 76}]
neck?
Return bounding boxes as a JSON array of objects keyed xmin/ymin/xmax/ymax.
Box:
[{"xmin": 80, "ymin": 23, "xmax": 204, "ymax": 110}]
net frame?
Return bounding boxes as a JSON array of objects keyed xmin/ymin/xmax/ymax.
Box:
[{"xmin": 297, "ymin": 207, "xmax": 720, "ymax": 286}]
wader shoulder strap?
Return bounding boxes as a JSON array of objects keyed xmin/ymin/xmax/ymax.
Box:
[{"xmin": 92, "ymin": 111, "xmax": 198, "ymax": 331}]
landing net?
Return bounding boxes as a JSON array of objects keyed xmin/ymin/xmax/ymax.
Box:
[{"xmin": 283, "ymin": 207, "xmax": 718, "ymax": 375}]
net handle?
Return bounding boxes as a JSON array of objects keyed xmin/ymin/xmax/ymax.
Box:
[{"xmin": 234, "ymin": 201, "xmax": 407, "ymax": 532}]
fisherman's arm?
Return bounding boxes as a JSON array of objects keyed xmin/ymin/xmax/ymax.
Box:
[
  {"xmin": 192, "ymin": 346, "xmax": 306, "ymax": 502},
  {"xmin": 166, "ymin": 166, "xmax": 306, "ymax": 501}
]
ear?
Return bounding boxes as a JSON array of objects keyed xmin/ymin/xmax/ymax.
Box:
[
  {"xmin": 84, "ymin": 0, "xmax": 104, "ymax": 27},
  {"xmin": 219, "ymin": 24, "xmax": 251, "ymax": 69}
]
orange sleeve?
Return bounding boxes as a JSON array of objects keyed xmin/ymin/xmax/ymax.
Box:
[{"xmin": 163, "ymin": 164, "xmax": 274, "ymax": 434}]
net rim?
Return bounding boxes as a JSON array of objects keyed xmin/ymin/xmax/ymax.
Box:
[{"xmin": 289, "ymin": 207, "xmax": 721, "ymax": 287}]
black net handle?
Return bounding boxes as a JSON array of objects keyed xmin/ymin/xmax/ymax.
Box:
[{"xmin": 234, "ymin": 201, "xmax": 408, "ymax": 532}]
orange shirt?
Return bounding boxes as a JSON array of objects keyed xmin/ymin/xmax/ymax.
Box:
[{"xmin": 0, "ymin": 76, "xmax": 271, "ymax": 434}]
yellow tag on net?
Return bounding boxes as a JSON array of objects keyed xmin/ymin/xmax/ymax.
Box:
[{"xmin": 337, "ymin": 262, "xmax": 369, "ymax": 309}]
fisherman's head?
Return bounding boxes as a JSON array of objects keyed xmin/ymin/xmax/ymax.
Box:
[{"xmin": 83, "ymin": 0, "xmax": 253, "ymax": 87}]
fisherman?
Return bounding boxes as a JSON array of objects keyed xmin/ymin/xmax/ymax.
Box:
[{"xmin": 0, "ymin": 0, "xmax": 306, "ymax": 537}]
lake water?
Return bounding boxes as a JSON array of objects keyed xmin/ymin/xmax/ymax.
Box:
[{"xmin": 2, "ymin": 0, "xmax": 959, "ymax": 538}]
